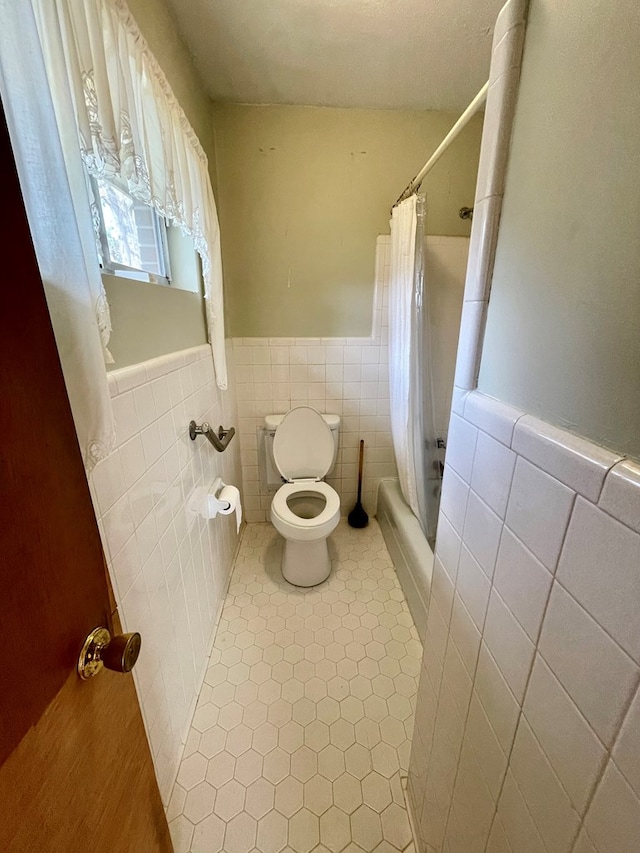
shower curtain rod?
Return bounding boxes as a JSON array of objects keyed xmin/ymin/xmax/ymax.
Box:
[{"xmin": 393, "ymin": 81, "xmax": 489, "ymax": 209}]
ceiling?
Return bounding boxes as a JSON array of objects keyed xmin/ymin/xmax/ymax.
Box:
[{"xmin": 164, "ymin": 0, "xmax": 506, "ymax": 112}]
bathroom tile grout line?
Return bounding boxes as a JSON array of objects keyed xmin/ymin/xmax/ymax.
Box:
[
  {"xmin": 479, "ymin": 488, "xmax": 577, "ymax": 853},
  {"xmin": 439, "ymin": 458, "xmax": 512, "ymax": 850}
]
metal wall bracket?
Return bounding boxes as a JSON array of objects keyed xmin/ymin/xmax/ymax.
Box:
[{"xmin": 189, "ymin": 421, "xmax": 236, "ymax": 452}]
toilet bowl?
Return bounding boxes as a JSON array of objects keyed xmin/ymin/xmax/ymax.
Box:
[{"xmin": 268, "ymin": 407, "xmax": 341, "ymax": 586}]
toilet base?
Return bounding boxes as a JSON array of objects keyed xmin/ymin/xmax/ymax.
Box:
[{"xmin": 282, "ymin": 538, "xmax": 331, "ymax": 587}]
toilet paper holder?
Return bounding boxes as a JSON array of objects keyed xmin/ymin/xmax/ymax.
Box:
[
  {"xmin": 187, "ymin": 478, "xmax": 241, "ymax": 528},
  {"xmin": 189, "ymin": 421, "xmax": 236, "ymax": 452}
]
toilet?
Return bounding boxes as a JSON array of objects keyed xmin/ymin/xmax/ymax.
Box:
[{"xmin": 266, "ymin": 407, "xmax": 341, "ymax": 586}]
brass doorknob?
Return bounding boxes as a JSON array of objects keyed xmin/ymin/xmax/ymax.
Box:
[{"xmin": 77, "ymin": 626, "xmax": 142, "ymax": 680}]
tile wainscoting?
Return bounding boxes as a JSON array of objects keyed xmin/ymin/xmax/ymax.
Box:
[
  {"xmin": 408, "ymin": 389, "xmax": 640, "ymax": 852},
  {"xmin": 89, "ymin": 342, "xmax": 242, "ymax": 802}
]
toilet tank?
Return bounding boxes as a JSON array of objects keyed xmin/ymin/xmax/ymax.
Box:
[{"xmin": 261, "ymin": 412, "xmax": 340, "ymax": 488}]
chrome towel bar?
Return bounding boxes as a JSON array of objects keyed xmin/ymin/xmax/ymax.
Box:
[{"xmin": 189, "ymin": 421, "xmax": 236, "ymax": 452}]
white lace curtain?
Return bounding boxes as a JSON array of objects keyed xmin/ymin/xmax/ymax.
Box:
[
  {"xmin": 33, "ymin": 0, "xmax": 228, "ymax": 391},
  {"xmin": 0, "ymin": 0, "xmax": 116, "ymax": 467}
]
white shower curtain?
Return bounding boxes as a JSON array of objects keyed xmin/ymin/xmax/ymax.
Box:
[{"xmin": 388, "ymin": 194, "xmax": 429, "ymax": 533}]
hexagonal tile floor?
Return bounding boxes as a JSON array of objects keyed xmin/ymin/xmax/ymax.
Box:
[{"xmin": 168, "ymin": 519, "xmax": 421, "ymax": 853}]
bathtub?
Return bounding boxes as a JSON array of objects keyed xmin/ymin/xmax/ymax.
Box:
[{"xmin": 376, "ymin": 479, "xmax": 433, "ymax": 642}]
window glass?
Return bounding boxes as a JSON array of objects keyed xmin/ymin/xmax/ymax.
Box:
[{"xmin": 92, "ymin": 176, "xmax": 170, "ymax": 282}]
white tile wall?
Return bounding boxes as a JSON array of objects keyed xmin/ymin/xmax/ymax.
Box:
[
  {"xmin": 404, "ymin": 3, "xmax": 640, "ymax": 845},
  {"xmin": 407, "ymin": 388, "xmax": 640, "ymax": 852},
  {"xmin": 453, "ymin": 0, "xmax": 528, "ymax": 393},
  {"xmin": 89, "ymin": 343, "xmax": 242, "ymax": 803}
]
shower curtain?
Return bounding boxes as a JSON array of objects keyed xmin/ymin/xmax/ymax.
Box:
[{"xmin": 389, "ymin": 194, "xmax": 433, "ymax": 537}]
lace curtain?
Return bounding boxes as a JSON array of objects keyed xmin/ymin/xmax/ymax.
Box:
[
  {"xmin": 33, "ymin": 0, "xmax": 228, "ymax": 390},
  {"xmin": 0, "ymin": 0, "xmax": 116, "ymax": 467}
]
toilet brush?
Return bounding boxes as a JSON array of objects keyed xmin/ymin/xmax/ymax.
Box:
[{"xmin": 348, "ymin": 440, "xmax": 369, "ymax": 528}]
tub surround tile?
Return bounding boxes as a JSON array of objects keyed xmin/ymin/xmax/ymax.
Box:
[
  {"xmin": 449, "ymin": 0, "xmax": 527, "ymax": 400},
  {"xmin": 573, "ymin": 829, "xmax": 598, "ymax": 853},
  {"xmin": 435, "ymin": 514, "xmax": 462, "ymax": 585},
  {"xmin": 409, "ymin": 390, "xmax": 640, "ymax": 852},
  {"xmin": 408, "ymin": 0, "xmax": 639, "ymax": 844},
  {"xmin": 450, "ymin": 387, "xmax": 469, "ymax": 417},
  {"xmin": 439, "ymin": 465, "xmax": 470, "ymax": 535},
  {"xmin": 523, "ymin": 655, "xmax": 606, "ymax": 812},
  {"xmin": 475, "ymin": 71, "xmax": 522, "ymax": 204},
  {"xmin": 484, "ymin": 815, "xmax": 513, "ymax": 853},
  {"xmin": 509, "ymin": 718, "xmax": 581, "ymax": 853},
  {"xmin": 463, "ymin": 390, "xmax": 523, "ymax": 447},
  {"xmin": 464, "ymin": 693, "xmax": 508, "ymax": 800},
  {"xmin": 470, "ymin": 431, "xmax": 516, "ymax": 519},
  {"xmin": 493, "ymin": 0, "xmax": 528, "ymax": 46},
  {"xmin": 445, "ymin": 748, "xmax": 497, "ymax": 853},
  {"xmin": 453, "ymin": 300, "xmax": 487, "ymax": 391},
  {"xmin": 584, "ymin": 762, "xmax": 640, "ymax": 853},
  {"xmin": 462, "ymin": 196, "xmax": 503, "ymax": 304},
  {"xmin": 462, "ymin": 489, "xmax": 503, "ymax": 580},
  {"xmin": 449, "ymin": 594, "xmax": 482, "ymax": 679},
  {"xmin": 474, "ymin": 644, "xmax": 520, "ymax": 755},
  {"xmin": 556, "ymin": 498, "xmax": 640, "ymax": 663},
  {"xmin": 612, "ymin": 685, "xmax": 640, "ymax": 799},
  {"xmin": 539, "ymin": 583, "xmax": 639, "ymax": 747},
  {"xmin": 483, "ymin": 588, "xmax": 535, "ymax": 703},
  {"xmin": 598, "ymin": 459, "xmax": 640, "ymax": 534},
  {"xmin": 490, "ymin": 20, "xmax": 526, "ymax": 84},
  {"xmin": 455, "ymin": 546, "xmax": 491, "ymax": 632},
  {"xmin": 512, "ymin": 415, "xmax": 622, "ymax": 503},
  {"xmin": 445, "ymin": 415, "xmax": 478, "ymax": 482},
  {"xmin": 426, "ymin": 595, "xmax": 453, "ymax": 667},
  {"xmin": 505, "ymin": 458, "xmax": 575, "ymax": 571},
  {"xmin": 499, "ymin": 771, "xmax": 549, "ymax": 853},
  {"xmin": 430, "ymin": 557, "xmax": 455, "ymax": 630}
]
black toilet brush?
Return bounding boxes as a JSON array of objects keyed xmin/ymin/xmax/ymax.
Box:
[{"xmin": 348, "ymin": 439, "xmax": 369, "ymax": 528}]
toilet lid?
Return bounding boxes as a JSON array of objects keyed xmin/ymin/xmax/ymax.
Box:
[{"xmin": 273, "ymin": 406, "xmax": 334, "ymax": 481}]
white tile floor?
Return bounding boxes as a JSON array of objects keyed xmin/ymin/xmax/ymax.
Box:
[{"xmin": 168, "ymin": 519, "xmax": 422, "ymax": 852}]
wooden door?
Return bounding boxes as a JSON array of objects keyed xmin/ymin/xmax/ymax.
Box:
[{"xmin": 0, "ymin": 104, "xmax": 172, "ymax": 851}]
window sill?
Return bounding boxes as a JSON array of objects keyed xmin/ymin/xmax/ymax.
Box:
[{"xmin": 101, "ymin": 268, "xmax": 171, "ymax": 287}]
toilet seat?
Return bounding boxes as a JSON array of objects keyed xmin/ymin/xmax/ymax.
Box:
[
  {"xmin": 273, "ymin": 406, "xmax": 334, "ymax": 482},
  {"xmin": 271, "ymin": 481, "xmax": 340, "ymax": 540}
]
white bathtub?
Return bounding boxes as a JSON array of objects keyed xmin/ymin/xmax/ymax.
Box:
[{"xmin": 376, "ymin": 479, "xmax": 433, "ymax": 642}]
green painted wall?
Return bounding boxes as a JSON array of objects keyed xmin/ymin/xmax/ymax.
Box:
[
  {"xmin": 213, "ymin": 104, "xmax": 483, "ymax": 338},
  {"xmin": 104, "ymin": 275, "xmax": 207, "ymax": 366},
  {"xmin": 105, "ymin": 0, "xmax": 213, "ymax": 369},
  {"xmin": 479, "ymin": 0, "xmax": 640, "ymax": 459}
]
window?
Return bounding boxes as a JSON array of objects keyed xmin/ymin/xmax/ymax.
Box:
[{"xmin": 91, "ymin": 176, "xmax": 171, "ymax": 284}]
